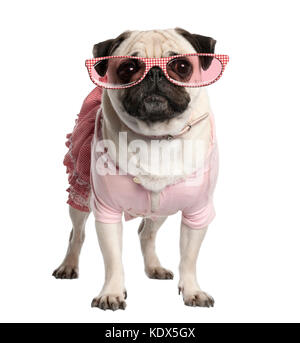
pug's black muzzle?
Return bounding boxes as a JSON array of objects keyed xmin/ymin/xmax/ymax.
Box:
[{"xmin": 122, "ymin": 67, "xmax": 190, "ymax": 123}]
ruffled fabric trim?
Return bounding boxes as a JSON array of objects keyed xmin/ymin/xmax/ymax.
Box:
[{"xmin": 63, "ymin": 87, "xmax": 103, "ymax": 212}]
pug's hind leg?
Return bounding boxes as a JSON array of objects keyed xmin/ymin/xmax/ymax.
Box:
[
  {"xmin": 138, "ymin": 217, "xmax": 173, "ymax": 280},
  {"xmin": 52, "ymin": 206, "xmax": 89, "ymax": 279}
]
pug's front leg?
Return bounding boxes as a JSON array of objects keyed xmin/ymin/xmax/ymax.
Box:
[
  {"xmin": 91, "ymin": 221, "xmax": 127, "ymax": 311},
  {"xmin": 178, "ymin": 222, "xmax": 214, "ymax": 307}
]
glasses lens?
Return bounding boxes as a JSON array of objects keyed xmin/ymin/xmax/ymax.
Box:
[
  {"xmin": 91, "ymin": 57, "xmax": 146, "ymax": 88},
  {"xmin": 166, "ymin": 55, "xmax": 223, "ymax": 86}
]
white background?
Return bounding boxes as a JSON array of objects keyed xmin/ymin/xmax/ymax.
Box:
[{"xmin": 0, "ymin": 0, "xmax": 300, "ymax": 323}]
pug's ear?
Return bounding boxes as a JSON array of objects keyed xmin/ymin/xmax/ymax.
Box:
[
  {"xmin": 92, "ymin": 31, "xmax": 130, "ymax": 57},
  {"xmin": 92, "ymin": 31, "xmax": 130, "ymax": 77},
  {"xmin": 175, "ymin": 28, "xmax": 216, "ymax": 70}
]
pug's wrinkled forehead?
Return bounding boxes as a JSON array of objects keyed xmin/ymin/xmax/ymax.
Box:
[{"xmin": 93, "ymin": 28, "xmax": 216, "ymax": 58}]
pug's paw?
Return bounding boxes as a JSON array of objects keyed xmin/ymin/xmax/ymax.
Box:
[
  {"xmin": 179, "ymin": 287, "xmax": 214, "ymax": 307},
  {"xmin": 145, "ymin": 266, "xmax": 174, "ymax": 279},
  {"xmin": 52, "ymin": 265, "xmax": 78, "ymax": 279},
  {"xmin": 91, "ymin": 291, "xmax": 127, "ymax": 311}
]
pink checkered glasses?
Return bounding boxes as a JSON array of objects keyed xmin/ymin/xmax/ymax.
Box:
[{"xmin": 85, "ymin": 53, "xmax": 229, "ymax": 89}]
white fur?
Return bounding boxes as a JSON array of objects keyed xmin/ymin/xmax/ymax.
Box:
[{"xmin": 102, "ymin": 29, "xmax": 213, "ymax": 192}]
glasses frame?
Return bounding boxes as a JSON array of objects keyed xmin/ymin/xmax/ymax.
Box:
[{"xmin": 85, "ymin": 53, "xmax": 229, "ymax": 89}]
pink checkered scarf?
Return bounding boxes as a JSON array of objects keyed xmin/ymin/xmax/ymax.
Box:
[{"xmin": 64, "ymin": 87, "xmax": 103, "ymax": 212}]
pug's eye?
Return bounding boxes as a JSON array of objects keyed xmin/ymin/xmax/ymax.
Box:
[
  {"xmin": 117, "ymin": 59, "xmax": 140, "ymax": 83},
  {"xmin": 168, "ymin": 58, "xmax": 193, "ymax": 81},
  {"xmin": 94, "ymin": 60, "xmax": 108, "ymax": 77}
]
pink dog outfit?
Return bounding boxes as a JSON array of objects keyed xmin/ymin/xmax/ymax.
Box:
[{"xmin": 64, "ymin": 87, "xmax": 218, "ymax": 229}]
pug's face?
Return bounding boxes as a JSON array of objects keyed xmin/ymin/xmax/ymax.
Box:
[{"xmin": 93, "ymin": 28, "xmax": 216, "ymax": 132}]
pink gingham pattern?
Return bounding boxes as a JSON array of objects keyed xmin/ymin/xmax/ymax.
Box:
[
  {"xmin": 63, "ymin": 87, "xmax": 103, "ymax": 212},
  {"xmin": 85, "ymin": 53, "xmax": 229, "ymax": 89}
]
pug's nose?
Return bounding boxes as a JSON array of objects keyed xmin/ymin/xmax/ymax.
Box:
[{"xmin": 148, "ymin": 67, "xmax": 164, "ymax": 84}]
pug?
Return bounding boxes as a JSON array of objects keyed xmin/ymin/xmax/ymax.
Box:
[{"xmin": 53, "ymin": 28, "xmax": 225, "ymax": 311}]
